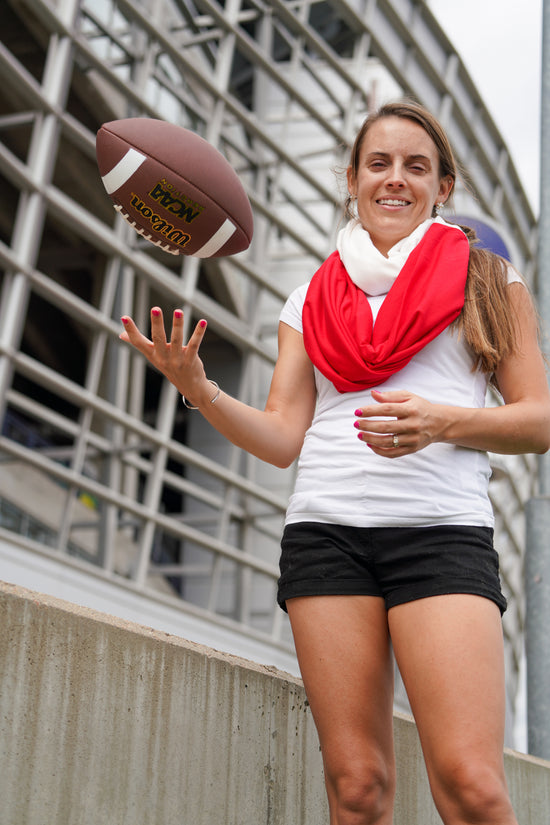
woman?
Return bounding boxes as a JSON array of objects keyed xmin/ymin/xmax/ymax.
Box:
[{"xmin": 120, "ymin": 101, "xmax": 550, "ymax": 825}]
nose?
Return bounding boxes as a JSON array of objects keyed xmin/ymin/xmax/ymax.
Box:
[{"xmin": 384, "ymin": 163, "xmax": 406, "ymax": 187}]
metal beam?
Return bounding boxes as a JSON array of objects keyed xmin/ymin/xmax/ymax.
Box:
[{"xmin": 526, "ymin": 0, "xmax": 550, "ymax": 761}]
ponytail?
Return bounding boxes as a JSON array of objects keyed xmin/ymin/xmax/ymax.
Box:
[{"xmin": 455, "ymin": 227, "xmax": 521, "ymax": 378}]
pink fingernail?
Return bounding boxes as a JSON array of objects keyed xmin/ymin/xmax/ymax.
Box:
[
  {"xmin": 354, "ymin": 409, "xmax": 362, "ymax": 417},
  {"xmin": 152, "ymin": 308, "xmax": 161, "ymax": 317},
  {"xmin": 174, "ymin": 309, "xmax": 183, "ymax": 319},
  {"xmin": 199, "ymin": 320, "xmax": 207, "ymax": 328},
  {"xmin": 121, "ymin": 316, "xmax": 129, "ymax": 325},
  {"xmin": 357, "ymin": 432, "xmax": 363, "ymax": 441},
  {"xmin": 354, "ymin": 421, "xmax": 361, "ymax": 429}
]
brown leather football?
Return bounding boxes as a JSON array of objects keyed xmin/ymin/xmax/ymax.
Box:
[{"xmin": 96, "ymin": 118, "xmax": 253, "ymax": 257}]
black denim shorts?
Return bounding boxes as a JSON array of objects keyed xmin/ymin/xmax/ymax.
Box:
[{"xmin": 277, "ymin": 522, "xmax": 507, "ymax": 615}]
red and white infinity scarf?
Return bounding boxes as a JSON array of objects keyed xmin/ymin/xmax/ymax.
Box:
[{"xmin": 302, "ymin": 220, "xmax": 470, "ymax": 393}]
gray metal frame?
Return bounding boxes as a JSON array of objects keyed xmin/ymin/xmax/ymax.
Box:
[{"xmin": 0, "ymin": 0, "xmax": 538, "ymax": 700}]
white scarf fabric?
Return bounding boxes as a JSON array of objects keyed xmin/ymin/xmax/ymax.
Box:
[{"xmin": 336, "ymin": 216, "xmax": 460, "ymax": 296}]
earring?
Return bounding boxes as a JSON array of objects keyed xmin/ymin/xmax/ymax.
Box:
[{"xmin": 435, "ymin": 202, "xmax": 444, "ymax": 212}]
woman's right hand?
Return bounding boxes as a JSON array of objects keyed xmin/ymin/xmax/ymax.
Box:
[
  {"xmin": 120, "ymin": 307, "xmax": 214, "ymax": 407},
  {"xmin": 120, "ymin": 312, "xmax": 316, "ymax": 467}
]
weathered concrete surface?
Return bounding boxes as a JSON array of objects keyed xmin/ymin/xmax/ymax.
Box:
[
  {"xmin": 0, "ymin": 581, "xmax": 324, "ymax": 825},
  {"xmin": 1, "ymin": 580, "xmax": 549, "ymax": 825}
]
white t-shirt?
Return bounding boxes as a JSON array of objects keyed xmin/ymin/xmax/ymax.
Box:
[{"xmin": 280, "ymin": 267, "xmax": 523, "ymax": 528}]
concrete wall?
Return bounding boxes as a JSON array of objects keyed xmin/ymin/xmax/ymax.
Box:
[
  {"xmin": 0, "ymin": 532, "xmax": 300, "ymax": 675},
  {"xmin": 1, "ymin": 581, "xmax": 549, "ymax": 825}
]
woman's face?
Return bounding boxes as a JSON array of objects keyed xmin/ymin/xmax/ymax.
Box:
[{"xmin": 347, "ymin": 116, "xmax": 453, "ymax": 256}]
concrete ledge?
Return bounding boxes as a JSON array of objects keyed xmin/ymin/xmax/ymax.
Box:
[{"xmin": 1, "ymin": 581, "xmax": 549, "ymax": 824}]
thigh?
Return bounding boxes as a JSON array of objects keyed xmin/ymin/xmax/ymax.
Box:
[
  {"xmin": 287, "ymin": 595, "xmax": 395, "ymax": 778},
  {"xmin": 389, "ymin": 594, "xmax": 507, "ymax": 780}
]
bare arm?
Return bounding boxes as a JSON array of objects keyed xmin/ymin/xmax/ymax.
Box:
[
  {"xmin": 120, "ymin": 309, "xmax": 316, "ymax": 468},
  {"xmin": 354, "ymin": 283, "xmax": 550, "ymax": 457}
]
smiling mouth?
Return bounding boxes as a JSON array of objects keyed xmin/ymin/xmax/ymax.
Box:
[{"xmin": 377, "ymin": 198, "xmax": 410, "ymax": 207}]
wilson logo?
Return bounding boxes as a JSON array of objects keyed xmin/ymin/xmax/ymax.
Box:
[{"xmin": 130, "ymin": 194, "xmax": 191, "ymax": 248}]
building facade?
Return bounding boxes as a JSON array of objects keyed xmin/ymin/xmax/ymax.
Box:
[{"xmin": 0, "ymin": 0, "xmax": 539, "ymax": 742}]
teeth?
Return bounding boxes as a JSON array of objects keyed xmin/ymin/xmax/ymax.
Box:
[{"xmin": 378, "ymin": 199, "xmax": 408, "ymax": 206}]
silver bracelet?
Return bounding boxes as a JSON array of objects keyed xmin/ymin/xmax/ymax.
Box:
[{"xmin": 182, "ymin": 380, "xmax": 221, "ymax": 410}]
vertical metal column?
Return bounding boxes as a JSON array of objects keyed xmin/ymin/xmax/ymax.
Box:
[
  {"xmin": 0, "ymin": 0, "xmax": 79, "ymax": 423},
  {"xmin": 525, "ymin": 0, "xmax": 550, "ymax": 761},
  {"xmin": 135, "ymin": 0, "xmax": 242, "ymax": 589}
]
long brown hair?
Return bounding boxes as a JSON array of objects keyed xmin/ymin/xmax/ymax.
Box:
[{"xmin": 346, "ymin": 100, "xmax": 520, "ymax": 375}]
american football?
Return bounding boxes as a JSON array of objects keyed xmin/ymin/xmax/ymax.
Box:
[{"xmin": 96, "ymin": 118, "xmax": 253, "ymax": 257}]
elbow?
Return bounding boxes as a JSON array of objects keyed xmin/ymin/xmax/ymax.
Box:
[
  {"xmin": 272, "ymin": 452, "xmax": 299, "ymax": 469},
  {"xmin": 534, "ymin": 437, "xmax": 550, "ymax": 455},
  {"xmin": 267, "ymin": 433, "xmax": 305, "ymax": 468},
  {"xmin": 269, "ymin": 442, "xmax": 302, "ymax": 469},
  {"xmin": 242, "ymin": 443, "xmax": 300, "ymax": 469},
  {"xmin": 247, "ymin": 443, "xmax": 298, "ymax": 468},
  {"xmin": 525, "ymin": 405, "xmax": 550, "ymax": 454},
  {"xmin": 532, "ymin": 420, "xmax": 550, "ymax": 454}
]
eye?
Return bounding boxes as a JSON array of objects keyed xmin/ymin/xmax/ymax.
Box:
[{"xmin": 409, "ymin": 161, "xmax": 428, "ymax": 173}]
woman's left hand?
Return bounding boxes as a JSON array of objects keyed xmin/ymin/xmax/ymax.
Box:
[
  {"xmin": 354, "ymin": 285, "xmax": 550, "ymax": 459},
  {"xmin": 354, "ymin": 389, "xmax": 444, "ymax": 457}
]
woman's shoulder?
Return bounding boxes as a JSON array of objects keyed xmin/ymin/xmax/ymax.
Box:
[
  {"xmin": 286, "ymin": 281, "xmax": 310, "ymax": 305},
  {"xmin": 504, "ymin": 262, "xmax": 525, "ymax": 286},
  {"xmin": 279, "ymin": 282, "xmax": 310, "ymax": 332}
]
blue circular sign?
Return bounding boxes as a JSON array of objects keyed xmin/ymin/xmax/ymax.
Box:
[{"xmin": 449, "ymin": 215, "xmax": 511, "ymax": 261}]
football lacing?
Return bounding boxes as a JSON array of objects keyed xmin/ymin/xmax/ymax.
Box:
[{"xmin": 113, "ymin": 204, "xmax": 180, "ymax": 255}]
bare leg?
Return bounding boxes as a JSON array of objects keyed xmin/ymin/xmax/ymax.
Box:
[
  {"xmin": 287, "ymin": 595, "xmax": 396, "ymax": 825},
  {"xmin": 389, "ymin": 594, "xmax": 518, "ymax": 825}
]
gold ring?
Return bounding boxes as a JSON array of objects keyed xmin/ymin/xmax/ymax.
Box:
[{"xmin": 392, "ymin": 434, "xmax": 399, "ymax": 448}]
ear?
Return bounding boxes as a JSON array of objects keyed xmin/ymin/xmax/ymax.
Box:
[
  {"xmin": 346, "ymin": 166, "xmax": 356, "ymax": 198},
  {"xmin": 437, "ymin": 174, "xmax": 453, "ymax": 205}
]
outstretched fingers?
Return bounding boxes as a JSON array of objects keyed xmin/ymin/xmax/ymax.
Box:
[
  {"xmin": 119, "ymin": 307, "xmax": 169, "ymax": 364},
  {"xmin": 169, "ymin": 308, "xmax": 184, "ymax": 350},
  {"xmin": 119, "ymin": 313, "xmax": 154, "ymax": 355},
  {"xmin": 150, "ymin": 306, "xmax": 168, "ymax": 347},
  {"xmin": 119, "ymin": 308, "xmax": 209, "ymax": 390},
  {"xmin": 165, "ymin": 308, "xmax": 206, "ymax": 353},
  {"xmin": 185, "ymin": 318, "xmax": 208, "ymax": 360},
  {"xmin": 167, "ymin": 312, "xmax": 208, "ymax": 369}
]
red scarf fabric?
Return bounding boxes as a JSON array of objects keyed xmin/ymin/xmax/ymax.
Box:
[{"xmin": 302, "ymin": 222, "xmax": 470, "ymax": 393}]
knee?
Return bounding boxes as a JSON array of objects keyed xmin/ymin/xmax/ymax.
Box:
[
  {"xmin": 330, "ymin": 760, "xmax": 395, "ymax": 823},
  {"xmin": 435, "ymin": 759, "xmax": 514, "ymax": 822}
]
